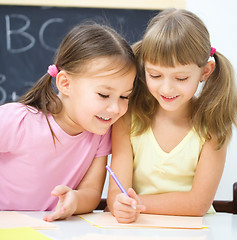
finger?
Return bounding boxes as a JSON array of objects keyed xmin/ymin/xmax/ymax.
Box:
[
  {"xmin": 116, "ymin": 192, "xmax": 138, "ymax": 211},
  {"xmin": 51, "ymin": 185, "xmax": 71, "ymax": 197},
  {"xmin": 114, "ymin": 199, "xmax": 137, "ymax": 214},
  {"xmin": 135, "ymin": 204, "xmax": 146, "ymax": 212},
  {"xmin": 44, "ymin": 214, "xmax": 55, "ymax": 222},
  {"xmin": 116, "ymin": 193, "xmax": 136, "ymax": 207},
  {"xmin": 114, "ymin": 208, "xmax": 136, "ymax": 219},
  {"xmin": 116, "ymin": 215, "xmax": 136, "ymax": 223},
  {"xmin": 127, "ymin": 188, "xmax": 145, "ymax": 211},
  {"xmin": 44, "ymin": 209, "xmax": 65, "ymax": 222}
]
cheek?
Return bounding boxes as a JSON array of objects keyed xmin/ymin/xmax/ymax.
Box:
[
  {"xmin": 185, "ymin": 82, "xmax": 200, "ymax": 96},
  {"xmin": 119, "ymin": 101, "xmax": 129, "ymax": 116},
  {"xmin": 146, "ymin": 79, "xmax": 157, "ymax": 95}
]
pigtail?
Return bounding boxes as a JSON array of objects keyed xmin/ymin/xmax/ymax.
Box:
[
  {"xmin": 19, "ymin": 73, "xmax": 62, "ymax": 144},
  {"xmin": 193, "ymin": 51, "xmax": 237, "ymax": 149}
]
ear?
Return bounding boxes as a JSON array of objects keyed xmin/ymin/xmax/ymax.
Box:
[
  {"xmin": 56, "ymin": 71, "xmax": 70, "ymax": 96},
  {"xmin": 201, "ymin": 60, "xmax": 215, "ymax": 82}
]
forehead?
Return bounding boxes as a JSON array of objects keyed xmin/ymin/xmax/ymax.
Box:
[
  {"xmin": 145, "ymin": 61, "xmax": 199, "ymax": 72},
  {"xmin": 69, "ymin": 58, "xmax": 135, "ymax": 92},
  {"xmin": 80, "ymin": 57, "xmax": 135, "ymax": 78}
]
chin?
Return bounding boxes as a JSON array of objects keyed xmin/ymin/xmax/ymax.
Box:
[{"xmin": 91, "ymin": 127, "xmax": 110, "ymax": 135}]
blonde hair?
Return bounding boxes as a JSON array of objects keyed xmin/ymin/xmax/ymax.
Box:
[{"xmin": 131, "ymin": 8, "xmax": 237, "ymax": 149}]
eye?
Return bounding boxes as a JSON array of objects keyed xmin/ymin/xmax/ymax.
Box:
[
  {"xmin": 149, "ymin": 74, "xmax": 161, "ymax": 79},
  {"xmin": 176, "ymin": 77, "xmax": 188, "ymax": 81},
  {"xmin": 98, "ymin": 93, "xmax": 109, "ymax": 98},
  {"xmin": 120, "ymin": 96, "xmax": 129, "ymax": 100}
]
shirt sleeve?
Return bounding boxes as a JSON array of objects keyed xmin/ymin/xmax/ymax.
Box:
[
  {"xmin": 0, "ymin": 103, "xmax": 27, "ymax": 152},
  {"xmin": 94, "ymin": 126, "xmax": 112, "ymax": 158}
]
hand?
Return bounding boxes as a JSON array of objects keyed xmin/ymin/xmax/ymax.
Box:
[
  {"xmin": 113, "ymin": 188, "xmax": 146, "ymax": 223},
  {"xmin": 43, "ymin": 185, "xmax": 78, "ymax": 222}
]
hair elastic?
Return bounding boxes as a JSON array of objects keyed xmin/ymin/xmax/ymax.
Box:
[
  {"xmin": 210, "ymin": 47, "xmax": 216, "ymax": 57},
  {"xmin": 47, "ymin": 64, "xmax": 59, "ymax": 77}
]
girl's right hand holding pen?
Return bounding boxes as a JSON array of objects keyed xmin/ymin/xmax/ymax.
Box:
[{"xmin": 113, "ymin": 188, "xmax": 146, "ymax": 223}]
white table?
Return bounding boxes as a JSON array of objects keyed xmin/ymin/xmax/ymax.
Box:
[{"xmin": 21, "ymin": 211, "xmax": 237, "ymax": 240}]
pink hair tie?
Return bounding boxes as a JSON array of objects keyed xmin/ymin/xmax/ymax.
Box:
[
  {"xmin": 210, "ymin": 47, "xmax": 216, "ymax": 57},
  {"xmin": 47, "ymin": 64, "xmax": 58, "ymax": 77}
]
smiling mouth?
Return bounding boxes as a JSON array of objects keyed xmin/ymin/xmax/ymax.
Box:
[
  {"xmin": 161, "ymin": 95, "xmax": 179, "ymax": 102},
  {"xmin": 96, "ymin": 116, "xmax": 111, "ymax": 121}
]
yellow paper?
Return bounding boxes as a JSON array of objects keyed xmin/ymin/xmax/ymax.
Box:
[
  {"xmin": 79, "ymin": 212, "xmax": 204, "ymax": 229},
  {"xmin": 0, "ymin": 227, "xmax": 51, "ymax": 240},
  {"xmin": 0, "ymin": 211, "xmax": 57, "ymax": 229}
]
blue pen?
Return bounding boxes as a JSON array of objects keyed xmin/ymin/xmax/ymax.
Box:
[{"xmin": 106, "ymin": 165, "xmax": 136, "ymax": 209}]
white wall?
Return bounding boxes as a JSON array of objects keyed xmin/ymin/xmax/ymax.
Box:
[{"xmin": 187, "ymin": 0, "xmax": 237, "ymax": 200}]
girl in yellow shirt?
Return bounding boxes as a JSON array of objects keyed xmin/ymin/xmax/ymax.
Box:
[{"xmin": 107, "ymin": 8, "xmax": 237, "ymax": 223}]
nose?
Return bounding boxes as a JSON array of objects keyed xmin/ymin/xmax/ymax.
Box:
[
  {"xmin": 160, "ymin": 78, "xmax": 174, "ymax": 95},
  {"xmin": 106, "ymin": 99, "xmax": 120, "ymax": 114}
]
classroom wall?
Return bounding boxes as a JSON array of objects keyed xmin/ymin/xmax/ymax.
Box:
[{"xmin": 187, "ymin": 0, "xmax": 237, "ymax": 201}]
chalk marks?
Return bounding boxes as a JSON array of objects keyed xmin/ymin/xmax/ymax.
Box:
[
  {"xmin": 5, "ymin": 14, "xmax": 63, "ymax": 53},
  {"xmin": 0, "ymin": 74, "xmax": 7, "ymax": 104}
]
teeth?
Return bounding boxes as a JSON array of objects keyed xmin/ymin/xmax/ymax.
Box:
[
  {"xmin": 165, "ymin": 96, "xmax": 176, "ymax": 99},
  {"xmin": 98, "ymin": 116, "xmax": 110, "ymax": 121}
]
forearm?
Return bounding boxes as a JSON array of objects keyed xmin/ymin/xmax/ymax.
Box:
[
  {"xmin": 73, "ymin": 188, "xmax": 102, "ymax": 215},
  {"xmin": 107, "ymin": 189, "xmax": 121, "ymax": 214},
  {"xmin": 140, "ymin": 191, "xmax": 212, "ymax": 216}
]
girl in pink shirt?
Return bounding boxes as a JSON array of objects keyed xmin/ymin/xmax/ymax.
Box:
[{"xmin": 0, "ymin": 23, "xmax": 136, "ymax": 222}]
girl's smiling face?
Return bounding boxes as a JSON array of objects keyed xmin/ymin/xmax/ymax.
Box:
[
  {"xmin": 144, "ymin": 61, "xmax": 204, "ymax": 114},
  {"xmin": 54, "ymin": 57, "xmax": 136, "ymax": 136}
]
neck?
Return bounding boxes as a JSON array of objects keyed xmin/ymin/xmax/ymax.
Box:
[
  {"xmin": 156, "ymin": 102, "xmax": 192, "ymax": 126},
  {"xmin": 53, "ymin": 108, "xmax": 84, "ymax": 136}
]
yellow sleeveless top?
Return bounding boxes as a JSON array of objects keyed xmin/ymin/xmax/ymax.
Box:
[{"xmin": 130, "ymin": 126, "xmax": 215, "ymax": 213}]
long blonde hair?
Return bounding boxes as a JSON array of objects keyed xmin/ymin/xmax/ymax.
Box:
[{"xmin": 131, "ymin": 8, "xmax": 237, "ymax": 149}]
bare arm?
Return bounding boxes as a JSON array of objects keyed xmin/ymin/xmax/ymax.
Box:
[
  {"xmin": 73, "ymin": 155, "xmax": 107, "ymax": 214},
  {"xmin": 139, "ymin": 138, "xmax": 227, "ymax": 216},
  {"xmin": 44, "ymin": 155, "xmax": 107, "ymax": 221},
  {"xmin": 107, "ymin": 115, "xmax": 134, "ymax": 211},
  {"xmin": 107, "ymin": 115, "xmax": 145, "ymax": 223}
]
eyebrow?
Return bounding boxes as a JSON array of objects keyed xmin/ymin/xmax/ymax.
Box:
[{"xmin": 124, "ymin": 88, "xmax": 133, "ymax": 93}]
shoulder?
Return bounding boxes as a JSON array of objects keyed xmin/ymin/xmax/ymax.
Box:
[
  {"xmin": 0, "ymin": 102, "xmax": 30, "ymax": 123},
  {"xmin": 201, "ymin": 135, "xmax": 227, "ymax": 154},
  {"xmin": 0, "ymin": 102, "xmax": 42, "ymax": 124},
  {"xmin": 0, "ymin": 102, "xmax": 43, "ymax": 151},
  {"xmin": 0, "ymin": 102, "xmax": 26, "ymax": 113},
  {"xmin": 191, "ymin": 127, "xmax": 205, "ymax": 144}
]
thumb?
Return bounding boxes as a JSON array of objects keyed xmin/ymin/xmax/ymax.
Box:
[{"xmin": 51, "ymin": 185, "xmax": 71, "ymax": 197}]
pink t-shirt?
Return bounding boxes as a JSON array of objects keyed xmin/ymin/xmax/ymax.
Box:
[{"xmin": 0, "ymin": 103, "xmax": 111, "ymax": 211}]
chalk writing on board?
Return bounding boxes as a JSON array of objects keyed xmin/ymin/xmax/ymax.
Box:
[
  {"xmin": 39, "ymin": 18, "xmax": 64, "ymax": 52},
  {"xmin": 0, "ymin": 5, "xmax": 158, "ymax": 104},
  {"xmin": 5, "ymin": 14, "xmax": 64, "ymax": 53},
  {"xmin": 6, "ymin": 14, "xmax": 35, "ymax": 53},
  {"xmin": 0, "ymin": 74, "xmax": 7, "ymax": 105}
]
